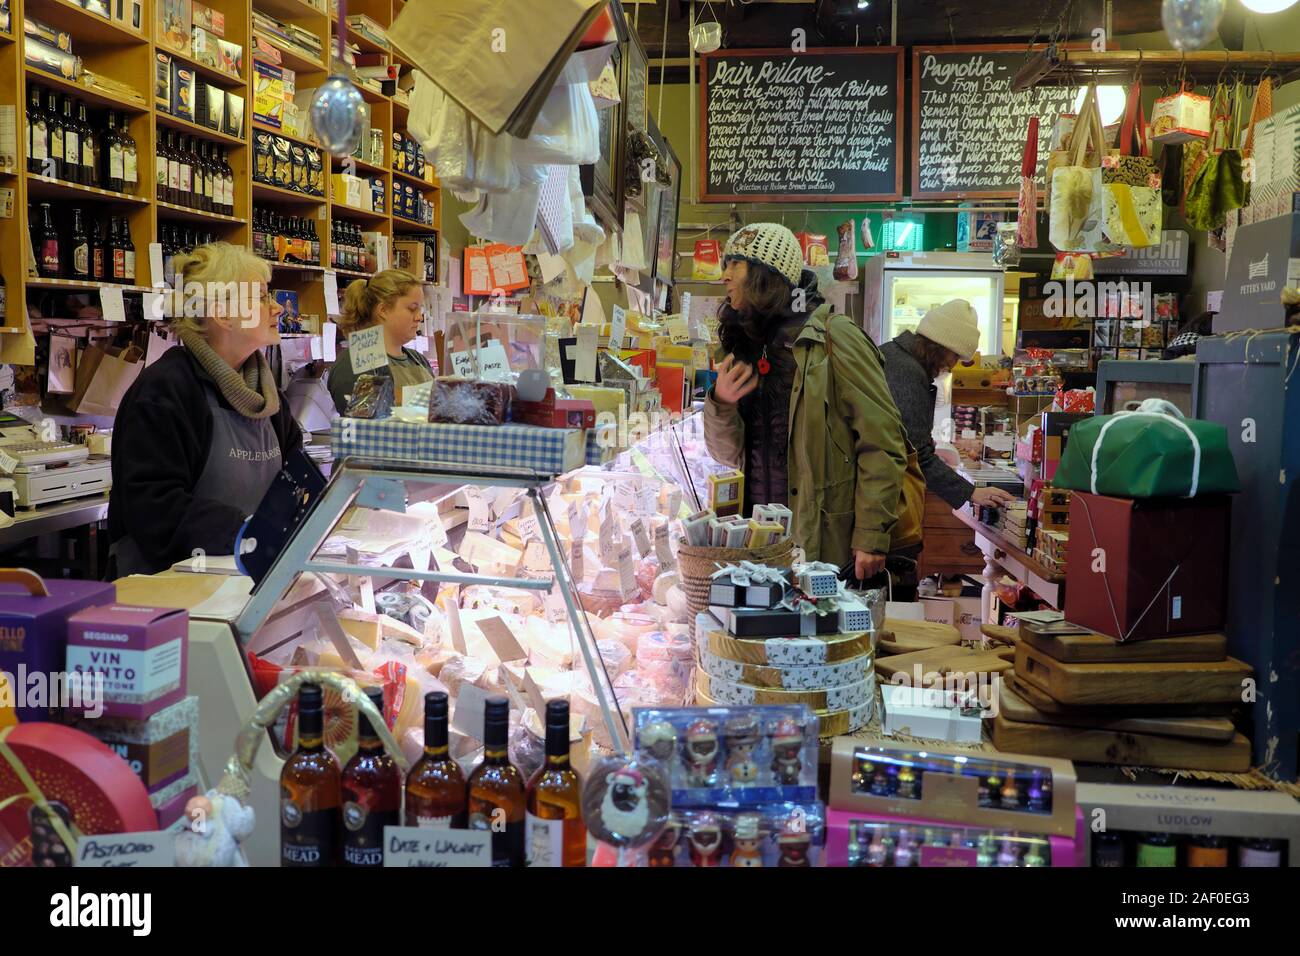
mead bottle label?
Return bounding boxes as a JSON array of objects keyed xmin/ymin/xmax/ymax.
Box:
[
  {"xmin": 342, "ymin": 800, "xmax": 396, "ymax": 867},
  {"xmin": 280, "ymin": 797, "xmax": 338, "ymax": 867}
]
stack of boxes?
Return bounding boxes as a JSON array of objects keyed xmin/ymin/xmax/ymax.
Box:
[
  {"xmin": 24, "ymin": 15, "xmax": 82, "ymax": 80},
  {"xmin": 155, "ymin": 0, "xmax": 245, "ymax": 135}
]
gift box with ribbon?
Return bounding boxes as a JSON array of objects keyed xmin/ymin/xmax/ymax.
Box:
[{"xmin": 707, "ymin": 562, "xmax": 793, "ymax": 609}]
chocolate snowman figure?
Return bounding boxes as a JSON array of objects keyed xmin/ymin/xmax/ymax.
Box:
[{"xmin": 723, "ymin": 714, "xmax": 760, "ymax": 785}]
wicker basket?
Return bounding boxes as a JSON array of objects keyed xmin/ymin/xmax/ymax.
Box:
[{"xmin": 676, "ymin": 537, "xmax": 796, "ymax": 616}]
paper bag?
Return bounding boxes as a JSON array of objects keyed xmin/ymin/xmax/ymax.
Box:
[
  {"xmin": 1049, "ymin": 86, "xmax": 1108, "ymax": 252},
  {"xmin": 70, "ymin": 344, "xmax": 145, "ymax": 416}
]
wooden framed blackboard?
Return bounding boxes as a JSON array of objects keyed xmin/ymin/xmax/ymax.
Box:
[
  {"xmin": 912, "ymin": 45, "xmax": 1078, "ymax": 200},
  {"xmin": 700, "ymin": 47, "xmax": 904, "ymax": 203}
]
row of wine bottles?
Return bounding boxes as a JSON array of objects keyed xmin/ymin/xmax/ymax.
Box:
[
  {"xmin": 281, "ymin": 687, "xmax": 585, "ymax": 868},
  {"xmin": 155, "ymin": 130, "xmax": 236, "ymax": 216},
  {"xmin": 26, "ymin": 85, "xmax": 138, "ymax": 192},
  {"xmin": 32, "ymin": 204, "xmax": 136, "ymax": 283}
]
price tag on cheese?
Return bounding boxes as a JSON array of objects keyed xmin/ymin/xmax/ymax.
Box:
[
  {"xmin": 479, "ymin": 616, "xmax": 528, "ymax": 663},
  {"xmin": 450, "ymin": 349, "xmax": 476, "ymax": 377},
  {"xmin": 382, "ymin": 827, "xmax": 491, "ymax": 867},
  {"xmin": 569, "ymin": 500, "xmax": 588, "ymax": 541},
  {"xmin": 568, "ymin": 537, "xmax": 585, "ymax": 584},
  {"xmin": 609, "ymin": 304, "xmax": 627, "ymax": 349},
  {"xmin": 477, "ymin": 340, "xmax": 511, "ymax": 383},
  {"xmin": 654, "ymin": 523, "xmax": 676, "ymax": 569},
  {"xmin": 516, "ymin": 507, "xmax": 541, "ymax": 542},
  {"xmin": 544, "ymin": 583, "xmax": 569, "ymax": 624},
  {"xmin": 629, "ymin": 517, "xmax": 651, "ymax": 558},
  {"xmin": 616, "ymin": 540, "xmax": 639, "ymax": 599},
  {"xmin": 667, "ymin": 318, "xmax": 690, "ymax": 344},
  {"xmin": 443, "ymin": 586, "xmax": 468, "ymax": 654},
  {"xmin": 348, "ymin": 326, "xmax": 388, "ymax": 373},
  {"xmin": 574, "ymin": 324, "xmax": 598, "ymax": 382},
  {"xmin": 465, "ymin": 489, "xmax": 491, "ymax": 533}
]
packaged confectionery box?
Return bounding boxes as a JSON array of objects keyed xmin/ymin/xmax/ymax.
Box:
[{"xmin": 66, "ymin": 605, "xmax": 189, "ymax": 720}]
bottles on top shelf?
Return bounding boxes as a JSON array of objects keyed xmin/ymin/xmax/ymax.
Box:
[{"xmin": 26, "ymin": 85, "xmax": 137, "ymax": 193}]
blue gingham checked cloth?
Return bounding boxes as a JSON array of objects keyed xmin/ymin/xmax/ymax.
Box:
[{"xmin": 331, "ymin": 418, "xmax": 600, "ymax": 474}]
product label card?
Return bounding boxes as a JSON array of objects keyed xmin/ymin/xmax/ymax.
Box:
[
  {"xmin": 477, "ymin": 340, "xmax": 511, "ymax": 383},
  {"xmin": 654, "ymin": 524, "xmax": 676, "ymax": 569},
  {"xmin": 381, "ymin": 826, "xmax": 491, "ymax": 867},
  {"xmin": 465, "ymin": 489, "xmax": 491, "ymax": 533},
  {"xmin": 609, "ymin": 304, "xmax": 627, "ymax": 349},
  {"xmin": 348, "ymin": 326, "xmax": 387, "ymax": 373},
  {"xmin": 450, "ymin": 683, "xmax": 492, "ymax": 737},
  {"xmin": 629, "ymin": 517, "xmax": 651, "ymax": 557},
  {"xmin": 525, "ymin": 812, "xmax": 566, "ymax": 867},
  {"xmin": 323, "ymin": 270, "xmax": 340, "ymax": 315},
  {"xmin": 76, "ymin": 831, "xmax": 175, "ymax": 867},
  {"xmin": 66, "ymin": 639, "xmax": 183, "ymax": 703},
  {"xmin": 479, "ymin": 616, "xmax": 527, "ymax": 663},
  {"xmin": 449, "ymin": 349, "xmax": 476, "ymax": 377}
]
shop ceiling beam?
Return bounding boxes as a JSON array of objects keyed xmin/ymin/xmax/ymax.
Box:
[{"xmin": 1012, "ymin": 49, "xmax": 1300, "ymax": 91}]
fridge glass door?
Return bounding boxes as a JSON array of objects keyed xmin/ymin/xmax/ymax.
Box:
[{"xmin": 882, "ymin": 270, "xmax": 1003, "ymax": 356}]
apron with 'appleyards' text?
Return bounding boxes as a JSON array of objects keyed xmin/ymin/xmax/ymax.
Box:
[{"xmin": 110, "ymin": 384, "xmax": 283, "ymax": 576}]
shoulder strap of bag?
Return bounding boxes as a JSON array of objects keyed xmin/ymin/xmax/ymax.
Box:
[
  {"xmin": 1022, "ymin": 116, "xmax": 1039, "ymax": 177},
  {"xmin": 1119, "ymin": 80, "xmax": 1143, "ymax": 157},
  {"xmin": 1071, "ymin": 85, "xmax": 1099, "ymax": 167},
  {"xmin": 1243, "ymin": 78, "xmax": 1273, "ymax": 157}
]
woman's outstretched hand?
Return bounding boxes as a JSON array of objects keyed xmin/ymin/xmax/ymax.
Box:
[{"xmin": 713, "ymin": 354, "xmax": 759, "ymax": 405}]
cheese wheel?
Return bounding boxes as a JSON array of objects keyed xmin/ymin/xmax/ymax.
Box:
[
  {"xmin": 694, "ymin": 669, "xmax": 875, "ymax": 711},
  {"xmin": 697, "ymin": 615, "xmax": 873, "ymax": 666},
  {"xmin": 696, "ymin": 646, "xmax": 873, "ymax": 689}
]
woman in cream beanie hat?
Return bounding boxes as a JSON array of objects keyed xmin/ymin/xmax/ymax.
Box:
[
  {"xmin": 705, "ymin": 222, "xmax": 916, "ymax": 582},
  {"xmin": 881, "ymin": 299, "xmax": 1014, "ymax": 526}
]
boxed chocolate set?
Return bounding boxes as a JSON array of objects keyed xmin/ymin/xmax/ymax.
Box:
[
  {"xmin": 0, "ymin": 571, "xmax": 115, "ymax": 722},
  {"xmin": 641, "ymin": 803, "xmax": 825, "ymax": 867},
  {"xmin": 74, "ymin": 695, "xmax": 198, "ymax": 795}
]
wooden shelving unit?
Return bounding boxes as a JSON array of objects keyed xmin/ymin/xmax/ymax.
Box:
[{"xmin": 7, "ymin": 0, "xmax": 440, "ymax": 334}]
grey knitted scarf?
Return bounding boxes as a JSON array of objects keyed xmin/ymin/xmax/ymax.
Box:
[{"xmin": 180, "ymin": 329, "xmax": 280, "ymax": 419}]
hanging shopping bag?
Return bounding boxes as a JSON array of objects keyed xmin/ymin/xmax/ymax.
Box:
[
  {"xmin": 692, "ymin": 239, "xmax": 723, "ymax": 280},
  {"xmin": 1183, "ymin": 82, "xmax": 1247, "ymax": 231},
  {"xmin": 1241, "ymin": 78, "xmax": 1272, "ymax": 207},
  {"xmin": 1101, "ymin": 82, "xmax": 1163, "ymax": 248},
  {"xmin": 1053, "ymin": 399, "xmax": 1240, "ymax": 498},
  {"xmin": 69, "ymin": 344, "xmax": 145, "ymax": 417},
  {"xmin": 1050, "ymin": 85, "xmax": 1108, "ymax": 252},
  {"xmin": 1159, "ymin": 142, "xmax": 1183, "ymax": 206},
  {"xmin": 1017, "ymin": 116, "xmax": 1040, "ymax": 249},
  {"xmin": 1151, "ymin": 85, "xmax": 1211, "ymax": 144}
]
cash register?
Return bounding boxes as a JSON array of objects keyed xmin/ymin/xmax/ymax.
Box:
[{"xmin": 0, "ymin": 414, "xmax": 112, "ymax": 508}]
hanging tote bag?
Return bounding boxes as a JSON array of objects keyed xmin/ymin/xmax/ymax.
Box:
[
  {"xmin": 1052, "ymin": 399, "xmax": 1240, "ymax": 498},
  {"xmin": 1017, "ymin": 116, "xmax": 1040, "ymax": 249},
  {"xmin": 1241, "ymin": 78, "xmax": 1272, "ymax": 206},
  {"xmin": 1183, "ymin": 82, "xmax": 1248, "ymax": 231},
  {"xmin": 1050, "ymin": 85, "xmax": 1108, "ymax": 252},
  {"xmin": 1101, "ymin": 82, "xmax": 1163, "ymax": 248}
]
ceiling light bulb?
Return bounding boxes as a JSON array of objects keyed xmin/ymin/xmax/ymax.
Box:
[
  {"xmin": 857, "ymin": 0, "xmax": 871, "ymax": 8},
  {"xmin": 1074, "ymin": 85, "xmax": 1129, "ymax": 127},
  {"xmin": 1240, "ymin": 0, "xmax": 1297, "ymax": 12}
]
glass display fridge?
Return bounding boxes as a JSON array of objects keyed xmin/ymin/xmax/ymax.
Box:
[{"xmin": 861, "ymin": 252, "xmax": 1005, "ymax": 356}]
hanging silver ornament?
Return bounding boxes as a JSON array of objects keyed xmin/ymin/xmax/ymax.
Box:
[
  {"xmin": 1160, "ymin": 0, "xmax": 1225, "ymax": 51},
  {"xmin": 310, "ymin": 75, "xmax": 366, "ymax": 156}
]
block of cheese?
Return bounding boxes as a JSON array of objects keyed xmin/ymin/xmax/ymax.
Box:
[{"xmin": 339, "ymin": 611, "xmax": 383, "ymax": 651}]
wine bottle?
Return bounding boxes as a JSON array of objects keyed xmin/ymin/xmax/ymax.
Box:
[
  {"xmin": 525, "ymin": 699, "xmax": 585, "ymax": 867},
  {"xmin": 341, "ymin": 687, "xmax": 401, "ymax": 867},
  {"xmin": 220, "ymin": 147, "xmax": 234, "ymax": 215},
  {"xmin": 166, "ymin": 131, "xmax": 181, "ymax": 205},
  {"xmin": 120, "ymin": 112, "xmax": 137, "ymax": 189},
  {"xmin": 280, "ymin": 683, "xmax": 341, "ymax": 867},
  {"xmin": 119, "ymin": 216, "xmax": 135, "ymax": 283},
  {"xmin": 69, "ymin": 208, "xmax": 90, "ymax": 281},
  {"xmin": 77, "ymin": 102, "xmax": 97, "ymax": 189},
  {"xmin": 405, "ymin": 692, "xmax": 467, "ymax": 828},
  {"xmin": 467, "ymin": 697, "xmax": 525, "ymax": 867},
  {"xmin": 61, "ymin": 97, "xmax": 79, "ymax": 185},
  {"xmin": 90, "ymin": 216, "xmax": 106, "ymax": 282},
  {"xmin": 108, "ymin": 112, "xmax": 126, "ymax": 193},
  {"xmin": 27, "ymin": 86, "xmax": 46, "ymax": 175},
  {"xmin": 178, "ymin": 135, "xmax": 193, "ymax": 208},
  {"xmin": 45, "ymin": 90, "xmax": 63, "ymax": 181},
  {"xmin": 36, "ymin": 203, "xmax": 60, "ymax": 277}
]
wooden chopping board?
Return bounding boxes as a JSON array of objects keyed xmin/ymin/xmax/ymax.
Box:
[
  {"xmin": 992, "ymin": 711, "xmax": 1252, "ymax": 772},
  {"xmin": 999, "ymin": 681, "xmax": 1237, "ymax": 741},
  {"xmin": 981, "ymin": 624, "xmax": 1019, "ymax": 646},
  {"xmin": 876, "ymin": 644, "xmax": 1014, "ymax": 680},
  {"xmin": 1015, "ymin": 643, "xmax": 1251, "ymax": 706},
  {"xmin": 1009, "ymin": 676, "xmax": 1234, "ymax": 718},
  {"xmin": 1020, "ymin": 624, "xmax": 1227, "ymax": 663},
  {"xmin": 876, "ymin": 619, "xmax": 962, "ymax": 656}
]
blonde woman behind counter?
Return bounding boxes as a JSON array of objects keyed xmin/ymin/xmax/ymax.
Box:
[{"xmin": 328, "ymin": 269, "xmax": 433, "ymax": 414}]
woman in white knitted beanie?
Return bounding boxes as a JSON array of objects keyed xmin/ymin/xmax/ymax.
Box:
[
  {"xmin": 880, "ymin": 299, "xmax": 1015, "ymax": 517},
  {"xmin": 704, "ymin": 222, "xmax": 917, "ymax": 580}
]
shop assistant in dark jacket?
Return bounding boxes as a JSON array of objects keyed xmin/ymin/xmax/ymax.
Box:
[
  {"xmin": 703, "ymin": 222, "xmax": 919, "ymax": 582},
  {"xmin": 880, "ymin": 300, "xmax": 1014, "ymax": 511},
  {"xmin": 108, "ymin": 243, "xmax": 302, "ymax": 577}
]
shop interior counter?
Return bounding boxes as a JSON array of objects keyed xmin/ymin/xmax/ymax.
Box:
[{"xmin": 953, "ymin": 507, "xmax": 1066, "ymax": 624}]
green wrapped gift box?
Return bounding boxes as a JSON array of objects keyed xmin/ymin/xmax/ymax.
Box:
[{"xmin": 1053, "ymin": 400, "xmax": 1239, "ymax": 498}]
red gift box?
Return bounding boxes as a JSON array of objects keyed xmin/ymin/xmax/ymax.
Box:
[
  {"xmin": 514, "ymin": 390, "xmax": 596, "ymax": 430},
  {"xmin": 0, "ymin": 723, "xmax": 156, "ymax": 867},
  {"xmin": 1064, "ymin": 492, "xmax": 1229, "ymax": 642}
]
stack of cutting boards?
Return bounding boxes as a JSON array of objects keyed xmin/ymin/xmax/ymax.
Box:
[
  {"xmin": 992, "ymin": 620, "xmax": 1253, "ymax": 771},
  {"xmin": 875, "ymin": 618, "xmax": 1014, "ymax": 682}
]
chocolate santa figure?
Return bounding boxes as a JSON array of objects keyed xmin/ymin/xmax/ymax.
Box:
[
  {"xmin": 723, "ymin": 714, "xmax": 760, "ymax": 785},
  {"xmin": 769, "ymin": 718, "xmax": 803, "ymax": 785},
  {"xmin": 730, "ymin": 813, "xmax": 764, "ymax": 868},
  {"xmin": 688, "ymin": 812, "xmax": 723, "ymax": 867},
  {"xmin": 683, "ymin": 718, "xmax": 720, "ymax": 787},
  {"xmin": 777, "ymin": 824, "xmax": 812, "ymax": 867},
  {"xmin": 638, "ymin": 721, "xmax": 677, "ymax": 764},
  {"xmin": 647, "ymin": 819, "xmax": 682, "ymax": 867}
]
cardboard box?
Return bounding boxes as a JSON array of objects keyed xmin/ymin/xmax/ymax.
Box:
[
  {"xmin": 222, "ymin": 91, "xmax": 244, "ymax": 138},
  {"xmin": 75, "ymin": 695, "xmax": 197, "ymax": 793},
  {"xmin": 192, "ymin": 1, "xmax": 222, "ymax": 35},
  {"xmin": 154, "ymin": 51, "xmax": 173, "ymax": 113},
  {"xmin": 253, "ymin": 60, "xmax": 284, "ymax": 127},
  {"xmin": 0, "ymin": 576, "xmax": 115, "ymax": 722},
  {"xmin": 1064, "ymin": 492, "xmax": 1229, "ymax": 642},
  {"xmin": 1040, "ymin": 411, "xmax": 1089, "ymax": 482},
  {"xmin": 1221, "ymin": 213, "xmax": 1300, "ymax": 332},
  {"xmin": 155, "ymin": 0, "xmax": 192, "ymax": 57},
  {"xmin": 709, "ymin": 597, "xmax": 869, "ymax": 637},
  {"xmin": 513, "ymin": 391, "xmax": 598, "ymax": 431},
  {"xmin": 191, "ymin": 25, "xmax": 220, "ymax": 70},
  {"xmin": 171, "ymin": 62, "xmax": 196, "ymax": 122},
  {"xmin": 252, "ymin": 34, "xmax": 282, "ymax": 65},
  {"xmin": 112, "ymin": 0, "xmax": 144, "ymax": 31},
  {"xmin": 829, "ymin": 736, "xmax": 1079, "ymax": 838},
  {"xmin": 1077, "ymin": 783, "xmax": 1300, "ymax": 866},
  {"xmin": 197, "ymin": 83, "xmax": 224, "ymax": 131},
  {"xmin": 218, "ymin": 38, "xmax": 242, "ymax": 77},
  {"xmin": 880, "ymin": 683, "xmax": 983, "ymax": 743},
  {"xmin": 332, "ymin": 172, "xmax": 362, "ymax": 209},
  {"xmin": 66, "ymin": 604, "xmax": 188, "ymax": 720}
]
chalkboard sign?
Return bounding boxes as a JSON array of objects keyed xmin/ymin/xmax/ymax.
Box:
[
  {"xmin": 701, "ymin": 48, "xmax": 904, "ymax": 202},
  {"xmin": 912, "ymin": 45, "xmax": 1078, "ymax": 199}
]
